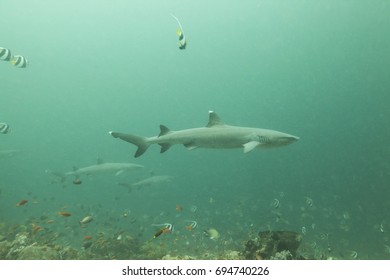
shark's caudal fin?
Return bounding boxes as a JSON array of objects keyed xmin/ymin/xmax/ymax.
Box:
[{"xmin": 109, "ymin": 132, "xmax": 150, "ymax": 158}]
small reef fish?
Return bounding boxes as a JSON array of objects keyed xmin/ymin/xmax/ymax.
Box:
[
  {"xmin": 0, "ymin": 47, "xmax": 11, "ymax": 61},
  {"xmin": 175, "ymin": 204, "xmax": 183, "ymax": 212},
  {"xmin": 31, "ymin": 224, "xmax": 44, "ymax": 235},
  {"xmin": 204, "ymin": 228, "xmax": 220, "ymax": 240},
  {"xmin": 84, "ymin": 235, "xmax": 93, "ymax": 241},
  {"xmin": 349, "ymin": 250, "xmax": 358, "ymax": 259},
  {"xmin": 152, "ymin": 223, "xmax": 174, "ymax": 239},
  {"xmin": 0, "ymin": 123, "xmax": 10, "ymax": 134},
  {"xmin": 10, "ymin": 55, "xmax": 28, "ymax": 68},
  {"xmin": 83, "ymin": 241, "xmax": 93, "ymax": 249},
  {"xmin": 171, "ymin": 14, "xmax": 187, "ymax": 50},
  {"xmin": 304, "ymin": 196, "xmax": 313, "ymax": 207},
  {"xmin": 79, "ymin": 215, "xmax": 93, "ymax": 225},
  {"xmin": 16, "ymin": 199, "xmax": 28, "ymax": 206},
  {"xmin": 58, "ymin": 211, "xmax": 72, "ymax": 217},
  {"xmin": 271, "ymin": 198, "xmax": 280, "ymax": 209},
  {"xmin": 153, "ymin": 227, "xmax": 172, "ymax": 239},
  {"xmin": 185, "ymin": 220, "xmax": 197, "ymax": 231}
]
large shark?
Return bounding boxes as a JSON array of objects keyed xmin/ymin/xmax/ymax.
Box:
[{"xmin": 109, "ymin": 111, "xmax": 299, "ymax": 158}]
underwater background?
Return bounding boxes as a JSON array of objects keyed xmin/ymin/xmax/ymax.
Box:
[{"xmin": 1, "ymin": 0, "xmax": 389, "ymax": 259}]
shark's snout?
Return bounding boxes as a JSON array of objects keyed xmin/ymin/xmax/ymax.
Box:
[{"xmin": 276, "ymin": 135, "xmax": 300, "ymax": 146}]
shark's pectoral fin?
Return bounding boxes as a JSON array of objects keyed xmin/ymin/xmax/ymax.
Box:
[
  {"xmin": 159, "ymin": 143, "xmax": 171, "ymax": 153},
  {"xmin": 184, "ymin": 143, "xmax": 198, "ymax": 150},
  {"xmin": 243, "ymin": 141, "xmax": 261, "ymax": 153},
  {"xmin": 115, "ymin": 170, "xmax": 124, "ymax": 176}
]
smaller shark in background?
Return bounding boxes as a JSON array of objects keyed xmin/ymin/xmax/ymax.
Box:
[
  {"xmin": 65, "ymin": 158, "xmax": 144, "ymax": 178},
  {"xmin": 132, "ymin": 175, "xmax": 173, "ymax": 187},
  {"xmin": 0, "ymin": 149, "xmax": 20, "ymax": 158},
  {"xmin": 119, "ymin": 175, "xmax": 173, "ymax": 192},
  {"xmin": 109, "ymin": 111, "xmax": 299, "ymax": 157}
]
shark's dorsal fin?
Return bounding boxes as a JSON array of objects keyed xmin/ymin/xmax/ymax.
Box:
[
  {"xmin": 206, "ymin": 111, "xmax": 224, "ymax": 127},
  {"xmin": 159, "ymin": 125, "xmax": 171, "ymax": 137}
]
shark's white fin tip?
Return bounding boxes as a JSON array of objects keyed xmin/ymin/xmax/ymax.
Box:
[{"xmin": 207, "ymin": 111, "xmax": 224, "ymax": 127}]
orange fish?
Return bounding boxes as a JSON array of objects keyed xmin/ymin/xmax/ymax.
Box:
[
  {"xmin": 153, "ymin": 227, "xmax": 172, "ymax": 239},
  {"xmin": 185, "ymin": 221, "xmax": 197, "ymax": 231},
  {"xmin": 84, "ymin": 235, "xmax": 93, "ymax": 241},
  {"xmin": 175, "ymin": 204, "xmax": 183, "ymax": 212},
  {"xmin": 31, "ymin": 224, "xmax": 44, "ymax": 235},
  {"xmin": 185, "ymin": 225, "xmax": 194, "ymax": 231},
  {"xmin": 58, "ymin": 211, "xmax": 71, "ymax": 217},
  {"xmin": 16, "ymin": 199, "xmax": 28, "ymax": 206}
]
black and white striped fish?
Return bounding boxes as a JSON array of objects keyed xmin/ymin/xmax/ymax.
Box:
[
  {"xmin": 11, "ymin": 55, "xmax": 28, "ymax": 68},
  {"xmin": 0, "ymin": 123, "xmax": 10, "ymax": 134},
  {"xmin": 171, "ymin": 14, "xmax": 187, "ymax": 50},
  {"xmin": 0, "ymin": 47, "xmax": 12, "ymax": 61}
]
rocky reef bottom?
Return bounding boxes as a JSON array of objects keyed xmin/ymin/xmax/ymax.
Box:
[
  {"xmin": 243, "ymin": 230, "xmax": 304, "ymax": 260},
  {"xmin": 1, "ymin": 227, "xmax": 314, "ymax": 260}
]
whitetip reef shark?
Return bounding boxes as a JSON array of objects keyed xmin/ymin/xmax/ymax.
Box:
[
  {"xmin": 118, "ymin": 175, "xmax": 174, "ymax": 192},
  {"xmin": 132, "ymin": 175, "xmax": 173, "ymax": 187},
  {"xmin": 109, "ymin": 111, "xmax": 299, "ymax": 158},
  {"xmin": 65, "ymin": 158, "xmax": 144, "ymax": 177}
]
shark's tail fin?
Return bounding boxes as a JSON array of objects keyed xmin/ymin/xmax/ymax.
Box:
[{"xmin": 109, "ymin": 131, "xmax": 150, "ymax": 158}]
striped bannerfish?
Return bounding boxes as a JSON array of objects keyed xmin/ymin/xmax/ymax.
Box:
[
  {"xmin": 11, "ymin": 55, "xmax": 28, "ymax": 68},
  {"xmin": 171, "ymin": 14, "xmax": 187, "ymax": 50},
  {"xmin": 0, "ymin": 47, "xmax": 12, "ymax": 61},
  {"xmin": 0, "ymin": 123, "xmax": 10, "ymax": 134}
]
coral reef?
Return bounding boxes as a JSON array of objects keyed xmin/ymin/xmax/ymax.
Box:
[
  {"xmin": 0, "ymin": 222, "xmax": 306, "ymax": 260},
  {"xmin": 243, "ymin": 230, "xmax": 302, "ymax": 260}
]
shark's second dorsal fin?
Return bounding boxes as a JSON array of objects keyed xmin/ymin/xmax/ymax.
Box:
[
  {"xmin": 206, "ymin": 111, "xmax": 224, "ymax": 127},
  {"xmin": 159, "ymin": 125, "xmax": 171, "ymax": 137}
]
